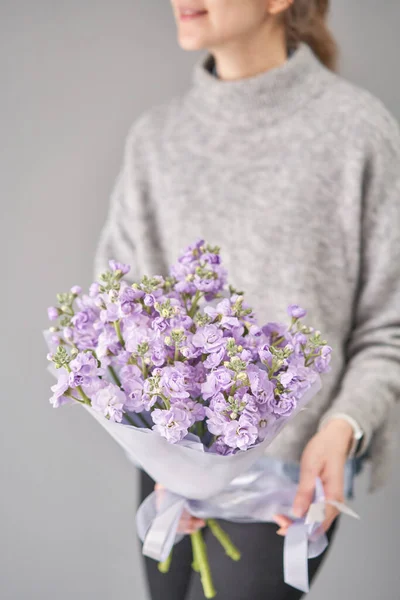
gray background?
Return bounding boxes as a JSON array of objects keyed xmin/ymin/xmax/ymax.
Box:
[{"xmin": 1, "ymin": 1, "xmax": 399, "ymax": 598}]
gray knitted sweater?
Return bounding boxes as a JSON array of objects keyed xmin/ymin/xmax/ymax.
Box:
[{"xmin": 94, "ymin": 44, "xmax": 400, "ymax": 491}]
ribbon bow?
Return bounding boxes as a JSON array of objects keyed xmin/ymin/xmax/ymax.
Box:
[{"xmin": 136, "ymin": 461, "xmax": 359, "ymax": 593}]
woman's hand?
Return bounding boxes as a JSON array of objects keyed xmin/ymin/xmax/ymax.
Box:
[
  {"xmin": 274, "ymin": 418, "xmax": 354, "ymax": 535},
  {"xmin": 154, "ymin": 483, "xmax": 206, "ymax": 534}
]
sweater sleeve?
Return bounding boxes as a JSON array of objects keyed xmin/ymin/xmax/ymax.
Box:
[
  {"xmin": 319, "ymin": 115, "xmax": 400, "ymax": 455},
  {"xmin": 92, "ymin": 167, "xmax": 133, "ymax": 282},
  {"xmin": 92, "ymin": 115, "xmax": 153, "ymax": 286}
]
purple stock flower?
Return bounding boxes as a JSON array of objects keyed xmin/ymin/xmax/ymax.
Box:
[
  {"xmin": 144, "ymin": 294, "xmax": 157, "ymax": 307},
  {"xmin": 151, "ymin": 316, "xmax": 168, "ymax": 333},
  {"xmin": 288, "ymin": 304, "xmax": 307, "ymax": 319},
  {"xmin": 96, "ymin": 325, "xmax": 120, "ymax": 366},
  {"xmin": 119, "ymin": 286, "xmax": 143, "ymax": 316},
  {"xmin": 100, "ymin": 296, "xmax": 120, "ymax": 324},
  {"xmin": 193, "ymin": 266, "xmax": 227, "ymax": 295},
  {"xmin": 175, "ymin": 239, "xmax": 205, "ymax": 266},
  {"xmin": 50, "ymin": 371, "xmax": 71, "ymax": 408},
  {"xmin": 69, "ymin": 352, "xmax": 103, "ymax": 387},
  {"xmin": 201, "ymin": 367, "xmax": 233, "ymax": 400},
  {"xmin": 152, "ymin": 406, "xmax": 192, "ymax": 443},
  {"xmin": 261, "ymin": 322, "xmax": 287, "ymax": 344},
  {"xmin": 124, "ymin": 380, "xmax": 145, "ymax": 412},
  {"xmin": 223, "ymin": 415, "xmax": 259, "ymax": 451},
  {"xmin": 81, "ymin": 376, "xmax": 107, "ymax": 398},
  {"xmin": 247, "ymin": 365, "xmax": 274, "ymax": 402},
  {"xmin": 279, "ymin": 364, "xmax": 318, "ymax": 395},
  {"xmin": 267, "ymin": 393, "xmax": 297, "ymax": 417},
  {"xmin": 180, "ymin": 338, "xmax": 203, "ymax": 360},
  {"xmin": 123, "ymin": 319, "xmax": 153, "ymax": 354},
  {"xmin": 150, "ymin": 341, "xmax": 167, "ymax": 367},
  {"xmin": 71, "ymin": 285, "xmax": 82, "ymax": 295},
  {"xmin": 89, "ymin": 282, "xmax": 100, "ymax": 297},
  {"xmin": 109, "ymin": 260, "xmax": 130, "ymax": 275},
  {"xmin": 291, "ymin": 332, "xmax": 308, "ymax": 354},
  {"xmin": 240, "ymin": 392, "xmax": 259, "ymax": 419},
  {"xmin": 160, "ymin": 367, "xmax": 190, "ymax": 400},
  {"xmin": 173, "ymin": 399, "xmax": 206, "ymax": 425},
  {"xmin": 91, "ymin": 383, "xmax": 126, "ymax": 422},
  {"xmin": 192, "ymin": 324, "xmax": 226, "ymax": 353},
  {"xmin": 204, "ymin": 298, "xmax": 240, "ymax": 329},
  {"xmin": 314, "ymin": 345, "xmax": 332, "ymax": 373},
  {"xmin": 72, "ymin": 308, "xmax": 97, "ymax": 331},
  {"xmin": 208, "ymin": 438, "xmax": 237, "ymax": 456},
  {"xmin": 203, "ymin": 346, "xmax": 225, "ymax": 369}
]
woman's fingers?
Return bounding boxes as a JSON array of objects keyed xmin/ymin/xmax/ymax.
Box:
[
  {"xmin": 322, "ymin": 504, "xmax": 340, "ymax": 532},
  {"xmin": 273, "ymin": 514, "xmax": 293, "ymax": 535},
  {"xmin": 154, "ymin": 483, "xmax": 165, "ymax": 511},
  {"xmin": 154, "ymin": 483, "xmax": 205, "ymax": 534},
  {"xmin": 292, "ymin": 462, "xmax": 318, "ymax": 518},
  {"xmin": 321, "ymin": 459, "xmax": 345, "ymax": 532},
  {"xmin": 177, "ymin": 510, "xmax": 206, "ymax": 534}
]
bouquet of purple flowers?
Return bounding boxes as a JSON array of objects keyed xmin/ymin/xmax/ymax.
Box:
[{"xmin": 45, "ymin": 240, "xmax": 332, "ymax": 598}]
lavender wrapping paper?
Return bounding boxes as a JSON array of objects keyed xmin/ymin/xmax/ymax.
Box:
[
  {"xmin": 79, "ymin": 376, "xmax": 359, "ymax": 593},
  {"xmin": 81, "ymin": 377, "xmax": 321, "ymax": 499}
]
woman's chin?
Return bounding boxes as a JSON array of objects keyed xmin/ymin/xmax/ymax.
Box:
[{"xmin": 177, "ymin": 33, "xmax": 208, "ymax": 51}]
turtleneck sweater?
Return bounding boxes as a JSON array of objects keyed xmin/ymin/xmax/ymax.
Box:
[{"xmin": 93, "ymin": 43, "xmax": 400, "ymax": 490}]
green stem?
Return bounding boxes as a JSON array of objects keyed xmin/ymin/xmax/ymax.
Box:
[
  {"xmin": 190, "ymin": 534, "xmax": 200, "ymax": 572},
  {"xmin": 108, "ymin": 365, "xmax": 121, "ymax": 387},
  {"xmin": 174, "ymin": 344, "xmax": 179, "ymax": 363},
  {"xmin": 159, "ymin": 393, "xmax": 171, "ymax": 410},
  {"xmin": 123, "ymin": 411, "xmax": 150, "ymax": 429},
  {"xmin": 196, "ymin": 421, "xmax": 203, "ymax": 440},
  {"xmin": 64, "ymin": 392, "xmax": 85, "ymax": 404},
  {"xmin": 114, "ymin": 320, "xmax": 125, "ymax": 347},
  {"xmin": 304, "ymin": 350, "xmax": 320, "ymax": 367},
  {"xmin": 158, "ymin": 549, "xmax": 173, "ymax": 573},
  {"xmin": 77, "ymin": 385, "xmax": 91, "ymax": 405},
  {"xmin": 182, "ymin": 295, "xmax": 189, "ymax": 313},
  {"xmin": 188, "ymin": 291, "xmax": 203, "ymax": 319},
  {"xmin": 207, "ymin": 435, "xmax": 217, "ymax": 449},
  {"xmin": 190, "ymin": 530, "xmax": 216, "ymax": 598},
  {"xmin": 141, "ymin": 359, "xmax": 148, "ymax": 379},
  {"xmin": 207, "ymin": 519, "xmax": 241, "ymax": 561},
  {"xmin": 271, "ymin": 335, "xmax": 285, "ymax": 347}
]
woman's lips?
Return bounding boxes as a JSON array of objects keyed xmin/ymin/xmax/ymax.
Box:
[{"xmin": 179, "ymin": 9, "xmax": 208, "ymax": 21}]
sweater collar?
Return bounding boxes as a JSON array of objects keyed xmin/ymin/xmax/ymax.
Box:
[{"xmin": 185, "ymin": 43, "xmax": 332, "ymax": 127}]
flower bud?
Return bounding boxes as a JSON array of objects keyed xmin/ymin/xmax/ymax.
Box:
[
  {"xmin": 47, "ymin": 306, "xmax": 59, "ymax": 321},
  {"xmin": 64, "ymin": 327, "xmax": 73, "ymax": 341},
  {"xmin": 89, "ymin": 282, "xmax": 100, "ymax": 297}
]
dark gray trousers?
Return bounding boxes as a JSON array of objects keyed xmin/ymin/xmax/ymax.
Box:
[{"xmin": 139, "ymin": 469, "xmax": 339, "ymax": 600}]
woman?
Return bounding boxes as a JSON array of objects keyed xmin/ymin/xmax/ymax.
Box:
[{"xmin": 93, "ymin": 1, "xmax": 400, "ymax": 598}]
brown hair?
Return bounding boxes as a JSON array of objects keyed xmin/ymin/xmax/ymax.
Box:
[{"xmin": 284, "ymin": 0, "xmax": 338, "ymax": 71}]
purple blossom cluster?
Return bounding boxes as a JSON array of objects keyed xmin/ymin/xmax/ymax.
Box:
[{"xmin": 46, "ymin": 241, "xmax": 332, "ymax": 453}]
